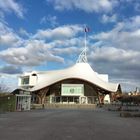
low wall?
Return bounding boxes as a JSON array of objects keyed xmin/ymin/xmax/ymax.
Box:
[
  {"xmin": 0, "ymin": 95, "xmax": 16, "ymax": 112},
  {"xmin": 31, "ymin": 103, "xmax": 96, "ymax": 110},
  {"xmin": 104, "ymin": 104, "xmax": 140, "ymax": 112}
]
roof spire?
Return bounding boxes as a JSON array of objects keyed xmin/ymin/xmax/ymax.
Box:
[{"xmin": 77, "ymin": 26, "xmax": 89, "ymax": 63}]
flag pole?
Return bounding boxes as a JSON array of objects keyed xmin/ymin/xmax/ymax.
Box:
[
  {"xmin": 76, "ymin": 26, "xmax": 89, "ymax": 63},
  {"xmin": 85, "ymin": 28, "xmax": 87, "ymax": 57},
  {"xmin": 84, "ymin": 26, "xmax": 89, "ymax": 62}
]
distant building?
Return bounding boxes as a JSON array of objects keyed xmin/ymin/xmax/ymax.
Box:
[{"xmin": 128, "ymin": 87, "xmax": 140, "ymax": 96}]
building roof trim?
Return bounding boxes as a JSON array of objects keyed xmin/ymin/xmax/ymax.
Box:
[{"xmin": 30, "ymin": 63, "xmax": 120, "ymax": 92}]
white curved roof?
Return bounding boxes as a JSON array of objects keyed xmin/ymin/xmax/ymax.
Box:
[{"xmin": 30, "ymin": 63, "xmax": 120, "ymax": 92}]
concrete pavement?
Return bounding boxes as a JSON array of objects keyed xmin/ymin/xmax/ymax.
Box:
[{"xmin": 0, "ymin": 108, "xmax": 140, "ymax": 140}]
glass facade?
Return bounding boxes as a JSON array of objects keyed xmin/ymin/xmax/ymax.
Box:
[
  {"xmin": 61, "ymin": 84, "xmax": 84, "ymax": 96},
  {"xmin": 21, "ymin": 77, "xmax": 29, "ymax": 85}
]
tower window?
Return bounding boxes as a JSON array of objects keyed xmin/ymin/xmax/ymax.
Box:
[{"xmin": 21, "ymin": 77, "xmax": 29, "ymax": 85}]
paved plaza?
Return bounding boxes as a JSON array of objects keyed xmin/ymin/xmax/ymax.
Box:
[{"xmin": 0, "ymin": 108, "xmax": 140, "ymax": 140}]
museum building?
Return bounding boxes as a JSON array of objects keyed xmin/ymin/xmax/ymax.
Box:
[{"xmin": 18, "ymin": 56, "xmax": 121, "ymax": 105}]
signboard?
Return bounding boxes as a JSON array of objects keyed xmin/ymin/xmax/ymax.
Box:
[{"xmin": 61, "ymin": 84, "xmax": 84, "ymax": 96}]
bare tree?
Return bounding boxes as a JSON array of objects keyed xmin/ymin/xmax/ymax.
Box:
[{"xmin": 0, "ymin": 82, "xmax": 9, "ymax": 94}]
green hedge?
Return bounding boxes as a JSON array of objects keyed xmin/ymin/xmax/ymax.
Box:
[{"xmin": 0, "ymin": 95, "xmax": 16, "ymax": 112}]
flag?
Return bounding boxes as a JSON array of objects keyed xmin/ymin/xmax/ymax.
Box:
[{"xmin": 85, "ymin": 27, "xmax": 90, "ymax": 32}]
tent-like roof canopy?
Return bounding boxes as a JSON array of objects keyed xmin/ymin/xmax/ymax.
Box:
[{"xmin": 30, "ymin": 63, "xmax": 120, "ymax": 93}]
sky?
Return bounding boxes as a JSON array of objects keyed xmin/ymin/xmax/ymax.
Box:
[{"xmin": 0, "ymin": 0, "xmax": 140, "ymax": 92}]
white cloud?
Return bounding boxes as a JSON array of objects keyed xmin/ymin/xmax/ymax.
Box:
[
  {"xmin": 34, "ymin": 25, "xmax": 83, "ymax": 40},
  {"xmin": 0, "ymin": 40, "xmax": 64, "ymax": 66},
  {"xmin": 93, "ymin": 16, "xmax": 140, "ymax": 51},
  {"xmin": 0, "ymin": 23, "xmax": 84, "ymax": 67},
  {"xmin": 0, "ymin": 22, "xmax": 23, "ymax": 47},
  {"xmin": 52, "ymin": 47, "xmax": 79, "ymax": 55},
  {"xmin": 0, "ymin": 33, "xmax": 20, "ymax": 46},
  {"xmin": 19, "ymin": 28, "xmax": 30, "ymax": 37},
  {"xmin": 90, "ymin": 47, "xmax": 140, "ymax": 64},
  {"xmin": 125, "ymin": 16, "xmax": 140, "ymax": 30},
  {"xmin": 0, "ymin": 11, "xmax": 4, "ymax": 19},
  {"xmin": 47, "ymin": 0, "xmax": 118, "ymax": 13},
  {"xmin": 101, "ymin": 14, "xmax": 117, "ymax": 23},
  {"xmin": 40, "ymin": 15, "xmax": 59, "ymax": 27},
  {"xmin": 0, "ymin": 65, "xmax": 22, "ymax": 74},
  {"xmin": 49, "ymin": 37, "xmax": 83, "ymax": 49},
  {"xmin": 0, "ymin": 0, "xmax": 24, "ymax": 18},
  {"xmin": 134, "ymin": 2, "xmax": 140, "ymax": 12}
]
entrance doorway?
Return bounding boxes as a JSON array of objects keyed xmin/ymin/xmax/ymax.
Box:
[{"xmin": 16, "ymin": 95, "xmax": 31, "ymax": 111}]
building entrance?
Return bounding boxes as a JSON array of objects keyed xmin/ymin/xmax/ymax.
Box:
[{"xmin": 16, "ymin": 94, "xmax": 31, "ymax": 111}]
